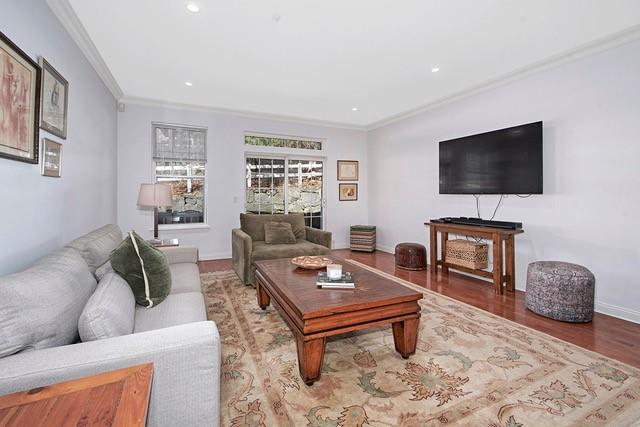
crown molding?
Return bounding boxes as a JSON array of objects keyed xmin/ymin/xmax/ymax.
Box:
[
  {"xmin": 366, "ymin": 24, "xmax": 640, "ymax": 130},
  {"xmin": 119, "ymin": 96, "xmax": 368, "ymax": 131},
  {"xmin": 47, "ymin": 0, "xmax": 123, "ymax": 100}
]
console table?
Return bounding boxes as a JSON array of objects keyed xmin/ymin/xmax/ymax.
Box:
[{"xmin": 424, "ymin": 222, "xmax": 524, "ymax": 294}]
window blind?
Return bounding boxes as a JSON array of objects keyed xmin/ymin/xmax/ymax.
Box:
[{"xmin": 153, "ymin": 124, "xmax": 207, "ymax": 162}]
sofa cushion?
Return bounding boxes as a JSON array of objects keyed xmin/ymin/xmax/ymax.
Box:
[
  {"xmin": 240, "ymin": 213, "xmax": 306, "ymax": 242},
  {"xmin": 170, "ymin": 263, "xmax": 203, "ymax": 294},
  {"xmin": 67, "ymin": 224, "xmax": 123, "ymax": 274},
  {"xmin": 252, "ymin": 239, "xmax": 331, "ymax": 261},
  {"xmin": 78, "ymin": 272, "xmax": 135, "ymax": 342},
  {"xmin": 264, "ymin": 222, "xmax": 296, "ymax": 244},
  {"xmin": 110, "ymin": 231, "xmax": 172, "ymax": 308},
  {"xmin": 95, "ymin": 261, "xmax": 114, "ymax": 281},
  {"xmin": 133, "ymin": 292, "xmax": 207, "ymax": 333},
  {"xmin": 0, "ymin": 248, "xmax": 97, "ymax": 358}
]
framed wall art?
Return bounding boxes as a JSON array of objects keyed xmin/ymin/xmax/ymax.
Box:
[
  {"xmin": 339, "ymin": 183, "xmax": 358, "ymax": 201},
  {"xmin": 39, "ymin": 57, "xmax": 68, "ymax": 139},
  {"xmin": 0, "ymin": 31, "xmax": 41, "ymax": 163},
  {"xmin": 41, "ymin": 138, "xmax": 62, "ymax": 177},
  {"xmin": 337, "ymin": 160, "xmax": 358, "ymax": 181}
]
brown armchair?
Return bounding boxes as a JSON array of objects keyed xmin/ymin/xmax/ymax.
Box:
[{"xmin": 232, "ymin": 213, "xmax": 332, "ymax": 285}]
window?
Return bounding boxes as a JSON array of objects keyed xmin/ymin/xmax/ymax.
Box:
[
  {"xmin": 153, "ymin": 123, "xmax": 207, "ymax": 225},
  {"xmin": 245, "ymin": 134, "xmax": 322, "ymax": 151},
  {"xmin": 246, "ymin": 156, "xmax": 324, "ymax": 228}
]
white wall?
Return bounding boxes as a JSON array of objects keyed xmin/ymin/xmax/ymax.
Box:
[
  {"xmin": 117, "ymin": 103, "xmax": 368, "ymax": 259},
  {"xmin": 368, "ymin": 39, "xmax": 640, "ymax": 323},
  {"xmin": 0, "ymin": 0, "xmax": 117, "ymax": 275}
]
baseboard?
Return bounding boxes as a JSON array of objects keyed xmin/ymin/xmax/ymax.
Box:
[
  {"xmin": 199, "ymin": 252, "xmax": 232, "ymax": 261},
  {"xmin": 595, "ymin": 302, "xmax": 640, "ymax": 324},
  {"xmin": 375, "ymin": 244, "xmax": 395, "ymax": 254},
  {"xmin": 332, "ymin": 242, "xmax": 350, "ymax": 250}
]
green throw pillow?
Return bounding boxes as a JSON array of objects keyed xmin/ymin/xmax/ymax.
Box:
[
  {"xmin": 110, "ymin": 231, "xmax": 171, "ymax": 307},
  {"xmin": 264, "ymin": 222, "xmax": 297, "ymax": 244}
]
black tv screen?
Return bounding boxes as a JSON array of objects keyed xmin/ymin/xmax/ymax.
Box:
[{"xmin": 439, "ymin": 121, "xmax": 543, "ymax": 194}]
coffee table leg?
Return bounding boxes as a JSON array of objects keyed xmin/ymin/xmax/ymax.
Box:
[
  {"xmin": 256, "ymin": 283, "xmax": 270, "ymax": 310},
  {"xmin": 295, "ymin": 334, "xmax": 326, "ymax": 386},
  {"xmin": 392, "ymin": 318, "xmax": 419, "ymax": 359}
]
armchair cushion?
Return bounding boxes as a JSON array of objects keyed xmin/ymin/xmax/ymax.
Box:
[
  {"xmin": 252, "ymin": 240, "xmax": 330, "ymax": 261},
  {"xmin": 264, "ymin": 222, "xmax": 297, "ymax": 244},
  {"xmin": 240, "ymin": 213, "xmax": 306, "ymax": 241}
]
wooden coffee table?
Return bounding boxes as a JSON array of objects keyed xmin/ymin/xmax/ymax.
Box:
[{"xmin": 254, "ymin": 257, "xmax": 423, "ymax": 385}]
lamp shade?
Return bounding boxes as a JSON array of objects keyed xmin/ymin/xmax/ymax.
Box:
[{"xmin": 137, "ymin": 183, "xmax": 173, "ymax": 208}]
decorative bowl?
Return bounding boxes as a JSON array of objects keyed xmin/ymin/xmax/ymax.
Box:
[{"xmin": 291, "ymin": 256, "xmax": 333, "ymax": 270}]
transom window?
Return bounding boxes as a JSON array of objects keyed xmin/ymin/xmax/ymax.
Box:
[
  {"xmin": 245, "ymin": 134, "xmax": 322, "ymax": 151},
  {"xmin": 153, "ymin": 123, "xmax": 207, "ymax": 225}
]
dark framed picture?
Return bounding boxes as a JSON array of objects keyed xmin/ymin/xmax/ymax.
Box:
[
  {"xmin": 339, "ymin": 183, "xmax": 358, "ymax": 201},
  {"xmin": 0, "ymin": 31, "xmax": 41, "ymax": 163},
  {"xmin": 337, "ymin": 160, "xmax": 359, "ymax": 181},
  {"xmin": 39, "ymin": 57, "xmax": 68, "ymax": 139},
  {"xmin": 41, "ymin": 138, "xmax": 62, "ymax": 177}
]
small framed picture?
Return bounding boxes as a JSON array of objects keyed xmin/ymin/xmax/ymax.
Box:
[
  {"xmin": 39, "ymin": 57, "xmax": 69, "ymax": 139},
  {"xmin": 337, "ymin": 160, "xmax": 358, "ymax": 181},
  {"xmin": 41, "ymin": 138, "xmax": 62, "ymax": 177},
  {"xmin": 339, "ymin": 183, "xmax": 358, "ymax": 201}
]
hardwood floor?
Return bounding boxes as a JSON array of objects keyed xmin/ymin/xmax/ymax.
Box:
[{"xmin": 199, "ymin": 250, "xmax": 640, "ymax": 369}]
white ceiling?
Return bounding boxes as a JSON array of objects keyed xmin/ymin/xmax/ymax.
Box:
[{"xmin": 64, "ymin": 0, "xmax": 640, "ymax": 128}]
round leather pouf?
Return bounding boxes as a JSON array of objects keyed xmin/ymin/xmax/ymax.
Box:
[
  {"xmin": 525, "ymin": 261, "xmax": 595, "ymax": 322},
  {"xmin": 395, "ymin": 243, "xmax": 427, "ymax": 271}
]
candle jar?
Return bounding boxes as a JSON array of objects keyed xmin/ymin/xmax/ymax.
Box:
[{"xmin": 326, "ymin": 264, "xmax": 343, "ymax": 280}]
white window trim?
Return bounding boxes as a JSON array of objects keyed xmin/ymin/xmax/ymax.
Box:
[
  {"xmin": 152, "ymin": 122, "xmax": 209, "ymax": 230},
  {"xmin": 152, "ymin": 224, "xmax": 210, "ymax": 231}
]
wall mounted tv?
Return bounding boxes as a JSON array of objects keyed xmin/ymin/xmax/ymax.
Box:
[{"xmin": 439, "ymin": 121, "xmax": 543, "ymax": 195}]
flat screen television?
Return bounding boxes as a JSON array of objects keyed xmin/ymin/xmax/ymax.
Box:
[{"xmin": 439, "ymin": 121, "xmax": 543, "ymax": 194}]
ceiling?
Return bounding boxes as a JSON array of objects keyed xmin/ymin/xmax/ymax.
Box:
[{"xmin": 61, "ymin": 0, "xmax": 640, "ymax": 128}]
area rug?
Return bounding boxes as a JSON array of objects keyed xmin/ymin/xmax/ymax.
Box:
[{"xmin": 200, "ymin": 262, "xmax": 640, "ymax": 426}]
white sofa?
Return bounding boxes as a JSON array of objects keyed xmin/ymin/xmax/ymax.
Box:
[{"xmin": 0, "ymin": 224, "xmax": 220, "ymax": 426}]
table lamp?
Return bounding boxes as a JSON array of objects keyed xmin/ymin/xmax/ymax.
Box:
[{"xmin": 137, "ymin": 183, "xmax": 173, "ymax": 241}]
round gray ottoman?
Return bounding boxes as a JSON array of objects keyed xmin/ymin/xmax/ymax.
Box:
[{"xmin": 525, "ymin": 261, "xmax": 595, "ymax": 322}]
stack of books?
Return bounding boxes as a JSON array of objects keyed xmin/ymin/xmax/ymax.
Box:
[
  {"xmin": 316, "ymin": 272, "xmax": 355, "ymax": 289},
  {"xmin": 350, "ymin": 225, "xmax": 376, "ymax": 252}
]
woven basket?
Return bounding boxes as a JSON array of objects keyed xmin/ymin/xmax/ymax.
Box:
[{"xmin": 445, "ymin": 239, "xmax": 488, "ymax": 269}]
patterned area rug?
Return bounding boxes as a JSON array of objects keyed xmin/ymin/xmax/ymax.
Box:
[{"xmin": 200, "ymin": 261, "xmax": 640, "ymax": 426}]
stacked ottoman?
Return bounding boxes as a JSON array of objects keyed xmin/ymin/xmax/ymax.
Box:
[{"xmin": 525, "ymin": 261, "xmax": 595, "ymax": 322}]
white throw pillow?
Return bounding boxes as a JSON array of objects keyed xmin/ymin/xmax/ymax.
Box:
[
  {"xmin": 94, "ymin": 260, "xmax": 114, "ymax": 282},
  {"xmin": 78, "ymin": 272, "xmax": 135, "ymax": 341}
]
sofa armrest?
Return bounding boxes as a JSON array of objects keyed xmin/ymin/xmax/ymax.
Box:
[
  {"xmin": 232, "ymin": 228, "xmax": 253, "ymax": 285},
  {"xmin": 158, "ymin": 246, "xmax": 199, "ymax": 264},
  {"xmin": 0, "ymin": 321, "xmax": 220, "ymax": 427},
  {"xmin": 306, "ymin": 226, "xmax": 332, "ymax": 249}
]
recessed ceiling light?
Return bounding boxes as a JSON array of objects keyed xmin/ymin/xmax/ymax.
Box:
[
  {"xmin": 185, "ymin": 81, "xmax": 193, "ymax": 87},
  {"xmin": 431, "ymin": 67, "xmax": 440, "ymax": 73},
  {"xmin": 351, "ymin": 107, "xmax": 359, "ymax": 111},
  {"xmin": 186, "ymin": 1, "xmax": 200, "ymax": 13}
]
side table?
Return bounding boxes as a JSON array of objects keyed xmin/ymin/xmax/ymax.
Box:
[{"xmin": 0, "ymin": 363, "xmax": 153, "ymax": 427}]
